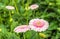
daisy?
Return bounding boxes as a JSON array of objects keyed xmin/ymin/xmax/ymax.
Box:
[
  {"xmin": 29, "ymin": 18, "xmax": 49, "ymax": 32},
  {"xmin": 29, "ymin": 4, "xmax": 39, "ymax": 10},
  {"xmin": 14, "ymin": 25, "xmax": 30, "ymax": 33},
  {"xmin": 6, "ymin": 6, "xmax": 15, "ymax": 10}
]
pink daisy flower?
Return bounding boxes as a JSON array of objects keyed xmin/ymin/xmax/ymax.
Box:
[
  {"xmin": 6, "ymin": 6, "xmax": 15, "ymax": 10},
  {"xmin": 14, "ymin": 25, "xmax": 30, "ymax": 33},
  {"xmin": 29, "ymin": 18, "xmax": 49, "ymax": 32},
  {"xmin": 29, "ymin": 4, "xmax": 39, "ymax": 10}
]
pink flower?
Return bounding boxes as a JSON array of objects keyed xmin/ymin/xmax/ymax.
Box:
[
  {"xmin": 29, "ymin": 4, "xmax": 39, "ymax": 10},
  {"xmin": 29, "ymin": 18, "xmax": 49, "ymax": 32},
  {"xmin": 14, "ymin": 25, "xmax": 30, "ymax": 33},
  {"xmin": 6, "ymin": 6, "xmax": 15, "ymax": 10}
]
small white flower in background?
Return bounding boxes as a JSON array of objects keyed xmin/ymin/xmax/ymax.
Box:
[
  {"xmin": 29, "ymin": 4, "xmax": 39, "ymax": 10},
  {"xmin": 6, "ymin": 6, "xmax": 15, "ymax": 10},
  {"xmin": 14, "ymin": 25, "xmax": 30, "ymax": 33},
  {"xmin": 29, "ymin": 18, "xmax": 49, "ymax": 32}
]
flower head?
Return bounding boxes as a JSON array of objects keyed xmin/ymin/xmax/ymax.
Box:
[
  {"xmin": 25, "ymin": 7, "xmax": 30, "ymax": 10},
  {"xmin": 10, "ymin": 18, "xmax": 13, "ymax": 22},
  {"xmin": 29, "ymin": 4, "xmax": 39, "ymax": 10},
  {"xmin": 0, "ymin": 29, "xmax": 2, "ymax": 32},
  {"xmin": 6, "ymin": 6, "xmax": 15, "ymax": 10},
  {"xmin": 39, "ymin": 33, "xmax": 46, "ymax": 38},
  {"xmin": 29, "ymin": 18, "xmax": 49, "ymax": 32},
  {"xmin": 14, "ymin": 25, "xmax": 30, "ymax": 33}
]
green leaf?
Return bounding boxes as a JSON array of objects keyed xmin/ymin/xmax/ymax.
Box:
[
  {"xmin": 48, "ymin": 21, "xmax": 58, "ymax": 30},
  {"xmin": 56, "ymin": 0, "xmax": 60, "ymax": 5}
]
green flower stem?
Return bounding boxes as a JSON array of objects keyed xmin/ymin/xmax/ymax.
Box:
[
  {"xmin": 9, "ymin": 11, "xmax": 12, "ymax": 32},
  {"xmin": 13, "ymin": 0, "xmax": 20, "ymax": 23},
  {"xmin": 27, "ymin": 17, "xmax": 28, "ymax": 24},
  {"xmin": 14, "ymin": 0, "xmax": 19, "ymax": 14},
  {"xmin": 18, "ymin": 33, "xmax": 21, "ymax": 39},
  {"xmin": 29, "ymin": 31, "xmax": 36, "ymax": 39},
  {"xmin": 25, "ymin": 2, "xmax": 29, "ymax": 24},
  {"xmin": 23, "ymin": 33, "xmax": 25, "ymax": 39},
  {"xmin": 27, "ymin": 11, "xmax": 29, "ymax": 24},
  {"xmin": 22, "ymin": 0, "xmax": 24, "ymax": 6},
  {"xmin": 37, "ymin": 32, "xmax": 40, "ymax": 39},
  {"xmin": 33, "ymin": 10, "xmax": 35, "ymax": 18},
  {"xmin": 0, "ymin": 10, "xmax": 3, "ymax": 23},
  {"xmin": 25, "ymin": 10, "xmax": 29, "ymax": 24},
  {"xmin": 44, "ymin": 5, "xmax": 50, "ymax": 13},
  {"xmin": 9, "ymin": 11, "xmax": 11, "ymax": 18},
  {"xmin": 10, "ymin": 0, "xmax": 12, "ymax": 4},
  {"xmin": 36, "ymin": 11, "xmax": 37, "ymax": 18},
  {"xmin": 4, "ymin": 11, "xmax": 6, "ymax": 24},
  {"xmin": 0, "ymin": 15, "xmax": 2, "ymax": 24}
]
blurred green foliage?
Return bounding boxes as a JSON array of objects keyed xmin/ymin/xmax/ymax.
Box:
[{"xmin": 0, "ymin": 0, "xmax": 60, "ymax": 39}]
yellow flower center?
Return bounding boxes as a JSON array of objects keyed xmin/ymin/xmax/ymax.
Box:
[{"xmin": 36, "ymin": 22, "xmax": 41, "ymax": 26}]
